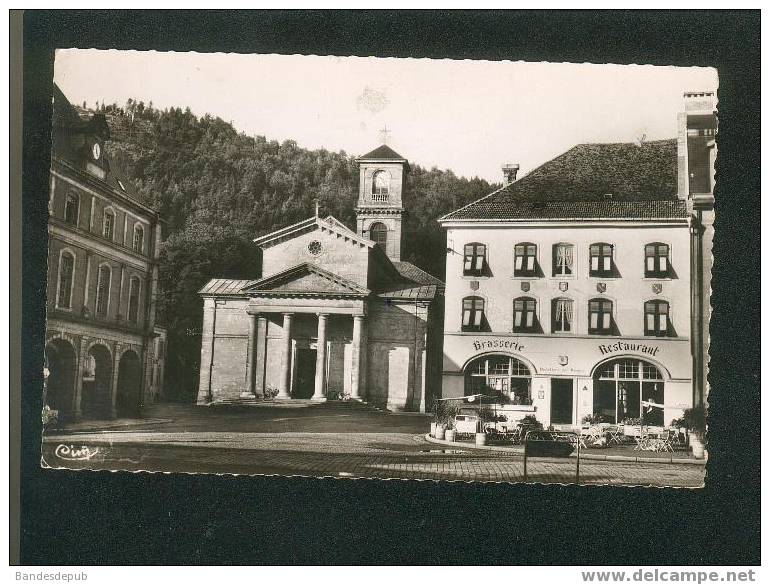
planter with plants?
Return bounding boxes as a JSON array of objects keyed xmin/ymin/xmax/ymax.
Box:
[
  {"xmin": 431, "ymin": 400, "xmax": 457, "ymax": 440},
  {"xmin": 673, "ymin": 405, "xmax": 707, "ymax": 459}
]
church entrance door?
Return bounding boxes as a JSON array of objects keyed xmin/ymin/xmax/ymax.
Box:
[{"xmin": 293, "ymin": 348, "xmax": 316, "ymax": 399}]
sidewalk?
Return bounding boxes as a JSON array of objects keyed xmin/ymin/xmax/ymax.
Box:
[{"xmin": 424, "ymin": 434, "xmax": 706, "ymax": 465}]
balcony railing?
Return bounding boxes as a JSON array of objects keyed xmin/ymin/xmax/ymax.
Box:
[{"xmin": 371, "ymin": 191, "xmax": 389, "ymax": 204}]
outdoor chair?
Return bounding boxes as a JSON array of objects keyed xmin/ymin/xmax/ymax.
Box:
[{"xmin": 606, "ymin": 425, "xmax": 625, "ymax": 446}]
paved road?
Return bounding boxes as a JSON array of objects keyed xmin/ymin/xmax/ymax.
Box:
[{"xmin": 42, "ymin": 430, "xmax": 704, "ymax": 487}]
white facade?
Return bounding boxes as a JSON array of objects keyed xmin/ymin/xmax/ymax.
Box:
[{"xmin": 439, "ymin": 219, "xmax": 693, "ymax": 428}]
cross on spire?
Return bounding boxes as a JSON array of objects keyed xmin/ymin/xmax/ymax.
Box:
[{"xmin": 379, "ymin": 124, "xmax": 391, "ymax": 145}]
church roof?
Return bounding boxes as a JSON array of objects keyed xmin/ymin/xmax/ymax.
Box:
[
  {"xmin": 199, "ymin": 278, "xmax": 252, "ymax": 295},
  {"xmin": 440, "ymin": 139, "xmax": 686, "ymax": 222},
  {"xmin": 240, "ymin": 263, "xmax": 371, "ymax": 297},
  {"xmin": 357, "ymin": 144, "xmax": 408, "ymax": 162}
]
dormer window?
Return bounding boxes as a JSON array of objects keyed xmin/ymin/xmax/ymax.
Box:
[{"xmin": 371, "ymin": 170, "xmax": 390, "ymax": 203}]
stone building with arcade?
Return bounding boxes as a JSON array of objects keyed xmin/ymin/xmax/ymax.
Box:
[
  {"xmin": 44, "ymin": 85, "xmax": 166, "ymax": 421},
  {"xmin": 437, "ymin": 92, "xmax": 715, "ymax": 428},
  {"xmin": 197, "ymin": 145, "xmax": 444, "ymax": 411}
]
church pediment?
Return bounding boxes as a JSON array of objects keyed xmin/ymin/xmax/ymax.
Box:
[{"xmin": 241, "ymin": 263, "xmax": 371, "ymax": 297}]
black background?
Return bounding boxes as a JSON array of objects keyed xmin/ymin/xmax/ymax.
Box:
[{"xmin": 20, "ymin": 11, "xmax": 760, "ymax": 565}]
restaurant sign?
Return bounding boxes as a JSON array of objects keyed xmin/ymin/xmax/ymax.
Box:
[{"xmin": 598, "ymin": 341, "xmax": 660, "ymax": 357}]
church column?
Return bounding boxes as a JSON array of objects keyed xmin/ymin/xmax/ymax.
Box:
[
  {"xmin": 277, "ymin": 313, "xmax": 293, "ymax": 399},
  {"xmin": 254, "ymin": 316, "xmax": 268, "ymax": 397},
  {"xmin": 350, "ymin": 314, "xmax": 365, "ymax": 400},
  {"xmin": 72, "ymin": 337, "xmax": 89, "ymax": 419},
  {"xmin": 109, "ymin": 342, "xmax": 122, "ymax": 419},
  {"xmin": 312, "ymin": 314, "xmax": 329, "ymax": 401},
  {"xmin": 243, "ymin": 313, "xmax": 258, "ymax": 397}
]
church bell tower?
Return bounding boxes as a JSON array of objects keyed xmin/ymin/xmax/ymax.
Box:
[{"xmin": 355, "ymin": 144, "xmax": 409, "ymax": 262}]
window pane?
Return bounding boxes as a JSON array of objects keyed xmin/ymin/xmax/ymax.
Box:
[
  {"xmin": 514, "ymin": 312, "xmax": 522, "ymax": 327},
  {"xmin": 602, "ymin": 256, "xmax": 610, "ymax": 271},
  {"xmin": 463, "ymin": 299, "xmax": 473, "ymax": 309},
  {"xmin": 464, "ymin": 244, "xmax": 473, "ymax": 255},
  {"xmin": 659, "ymin": 314, "xmax": 668, "ymax": 332},
  {"xmin": 515, "ymin": 256, "xmax": 523, "ymax": 270},
  {"xmin": 473, "ymin": 311, "xmax": 482, "ymax": 326},
  {"xmin": 462, "ymin": 310, "xmax": 471, "ymax": 326},
  {"xmin": 591, "ymin": 256, "xmax": 599, "ymax": 271},
  {"xmin": 474, "ymin": 299, "xmax": 484, "ymax": 310},
  {"xmin": 526, "ymin": 256, "xmax": 534, "ymax": 270},
  {"xmin": 646, "ymin": 314, "xmax": 655, "ymax": 331},
  {"xmin": 464, "ymin": 257, "xmax": 472, "ymax": 270},
  {"xmin": 602, "ymin": 313, "xmax": 610, "ymax": 329},
  {"xmin": 590, "ymin": 313, "xmax": 598, "ymax": 329},
  {"xmin": 526, "ymin": 312, "xmax": 533, "ymax": 327},
  {"xmin": 474, "ymin": 255, "xmax": 483, "ymax": 270}
]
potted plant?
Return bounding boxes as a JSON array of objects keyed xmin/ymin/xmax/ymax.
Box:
[
  {"xmin": 475, "ymin": 407, "xmax": 498, "ymax": 446},
  {"xmin": 673, "ymin": 405, "xmax": 707, "ymax": 459},
  {"xmin": 431, "ymin": 401, "xmax": 456, "ymax": 440},
  {"xmin": 445, "ymin": 417, "xmax": 456, "ymax": 442}
]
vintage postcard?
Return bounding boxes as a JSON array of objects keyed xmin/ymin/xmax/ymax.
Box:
[{"xmin": 40, "ymin": 50, "xmax": 716, "ymax": 487}]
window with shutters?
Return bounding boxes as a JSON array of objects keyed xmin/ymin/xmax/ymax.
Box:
[
  {"xmin": 133, "ymin": 224, "xmax": 144, "ymax": 253},
  {"xmin": 56, "ymin": 251, "xmax": 75, "ymax": 309},
  {"xmin": 103, "ymin": 209, "xmax": 115, "ymax": 240},
  {"xmin": 95, "ymin": 264, "xmax": 112, "ymax": 318},
  {"xmin": 551, "ymin": 297, "xmax": 573, "ymax": 333},
  {"xmin": 128, "ymin": 276, "xmax": 141, "ymax": 323},
  {"xmin": 589, "ymin": 243, "xmax": 614, "ymax": 277},
  {"xmin": 644, "ymin": 300, "xmax": 670, "ymax": 337},
  {"xmin": 552, "ymin": 243, "xmax": 574, "ymax": 276},
  {"xmin": 463, "ymin": 243, "xmax": 486, "ymax": 276},
  {"xmin": 64, "ymin": 192, "xmax": 79, "ymax": 225},
  {"xmin": 512, "ymin": 297, "xmax": 538, "ymax": 332},
  {"xmin": 588, "ymin": 298, "xmax": 613, "ymax": 334},
  {"xmin": 514, "ymin": 243, "xmax": 538, "ymax": 277},
  {"xmin": 461, "ymin": 296, "xmax": 485, "ymax": 332},
  {"xmin": 645, "ymin": 243, "xmax": 670, "ymax": 278}
]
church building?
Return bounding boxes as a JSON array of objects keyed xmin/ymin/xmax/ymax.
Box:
[{"xmin": 197, "ymin": 145, "xmax": 444, "ymax": 412}]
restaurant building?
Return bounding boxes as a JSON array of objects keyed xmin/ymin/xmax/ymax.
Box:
[
  {"xmin": 197, "ymin": 145, "xmax": 444, "ymax": 411},
  {"xmin": 438, "ymin": 94, "xmax": 715, "ymax": 427},
  {"xmin": 45, "ymin": 85, "xmax": 167, "ymax": 420}
]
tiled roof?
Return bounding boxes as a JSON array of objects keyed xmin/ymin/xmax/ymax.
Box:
[
  {"xmin": 199, "ymin": 278, "xmax": 251, "ymax": 295},
  {"xmin": 392, "ymin": 261, "xmax": 444, "ymax": 286},
  {"xmin": 378, "ymin": 285, "xmax": 437, "ymax": 301},
  {"xmin": 441, "ymin": 139, "xmax": 685, "ymax": 222},
  {"xmin": 443, "ymin": 199, "xmax": 688, "ymax": 221},
  {"xmin": 357, "ymin": 144, "xmax": 407, "ymax": 161}
]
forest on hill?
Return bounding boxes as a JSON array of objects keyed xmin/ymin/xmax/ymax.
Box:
[{"xmin": 96, "ymin": 100, "xmax": 498, "ymax": 400}]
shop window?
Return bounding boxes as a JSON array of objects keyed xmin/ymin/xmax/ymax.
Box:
[
  {"xmin": 644, "ymin": 300, "xmax": 670, "ymax": 337},
  {"xmin": 589, "ymin": 243, "xmax": 614, "ymax": 277},
  {"xmin": 592, "ymin": 358, "xmax": 665, "ymax": 425},
  {"xmin": 514, "ymin": 243, "xmax": 538, "ymax": 277},
  {"xmin": 64, "ymin": 192, "xmax": 79, "ymax": 226},
  {"xmin": 463, "ymin": 243, "xmax": 486, "ymax": 276},
  {"xmin": 103, "ymin": 209, "xmax": 115, "ymax": 241},
  {"xmin": 588, "ymin": 298, "xmax": 613, "ymax": 335},
  {"xmin": 512, "ymin": 297, "xmax": 538, "ymax": 332},
  {"xmin": 461, "ymin": 296, "xmax": 485, "ymax": 332},
  {"xmin": 645, "ymin": 243, "xmax": 670, "ymax": 278},
  {"xmin": 551, "ymin": 298, "xmax": 573, "ymax": 333},
  {"xmin": 95, "ymin": 264, "xmax": 111, "ymax": 318},
  {"xmin": 553, "ymin": 243, "xmax": 574, "ymax": 276},
  {"xmin": 464, "ymin": 355, "xmax": 532, "ymax": 404},
  {"xmin": 56, "ymin": 251, "xmax": 75, "ymax": 309}
]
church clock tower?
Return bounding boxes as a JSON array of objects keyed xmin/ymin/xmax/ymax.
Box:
[{"xmin": 355, "ymin": 144, "xmax": 409, "ymax": 262}]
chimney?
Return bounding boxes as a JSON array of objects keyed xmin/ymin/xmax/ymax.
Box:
[
  {"xmin": 684, "ymin": 91, "xmax": 716, "ymax": 114},
  {"xmin": 502, "ymin": 163, "xmax": 520, "ymax": 184}
]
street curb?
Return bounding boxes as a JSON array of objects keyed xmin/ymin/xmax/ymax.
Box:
[{"xmin": 423, "ymin": 434, "xmax": 707, "ymax": 466}]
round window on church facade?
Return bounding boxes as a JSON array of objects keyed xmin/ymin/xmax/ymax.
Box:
[{"xmin": 307, "ymin": 240, "xmax": 323, "ymax": 257}]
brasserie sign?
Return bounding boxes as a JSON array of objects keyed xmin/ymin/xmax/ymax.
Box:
[{"xmin": 472, "ymin": 338, "xmax": 525, "ymax": 352}]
